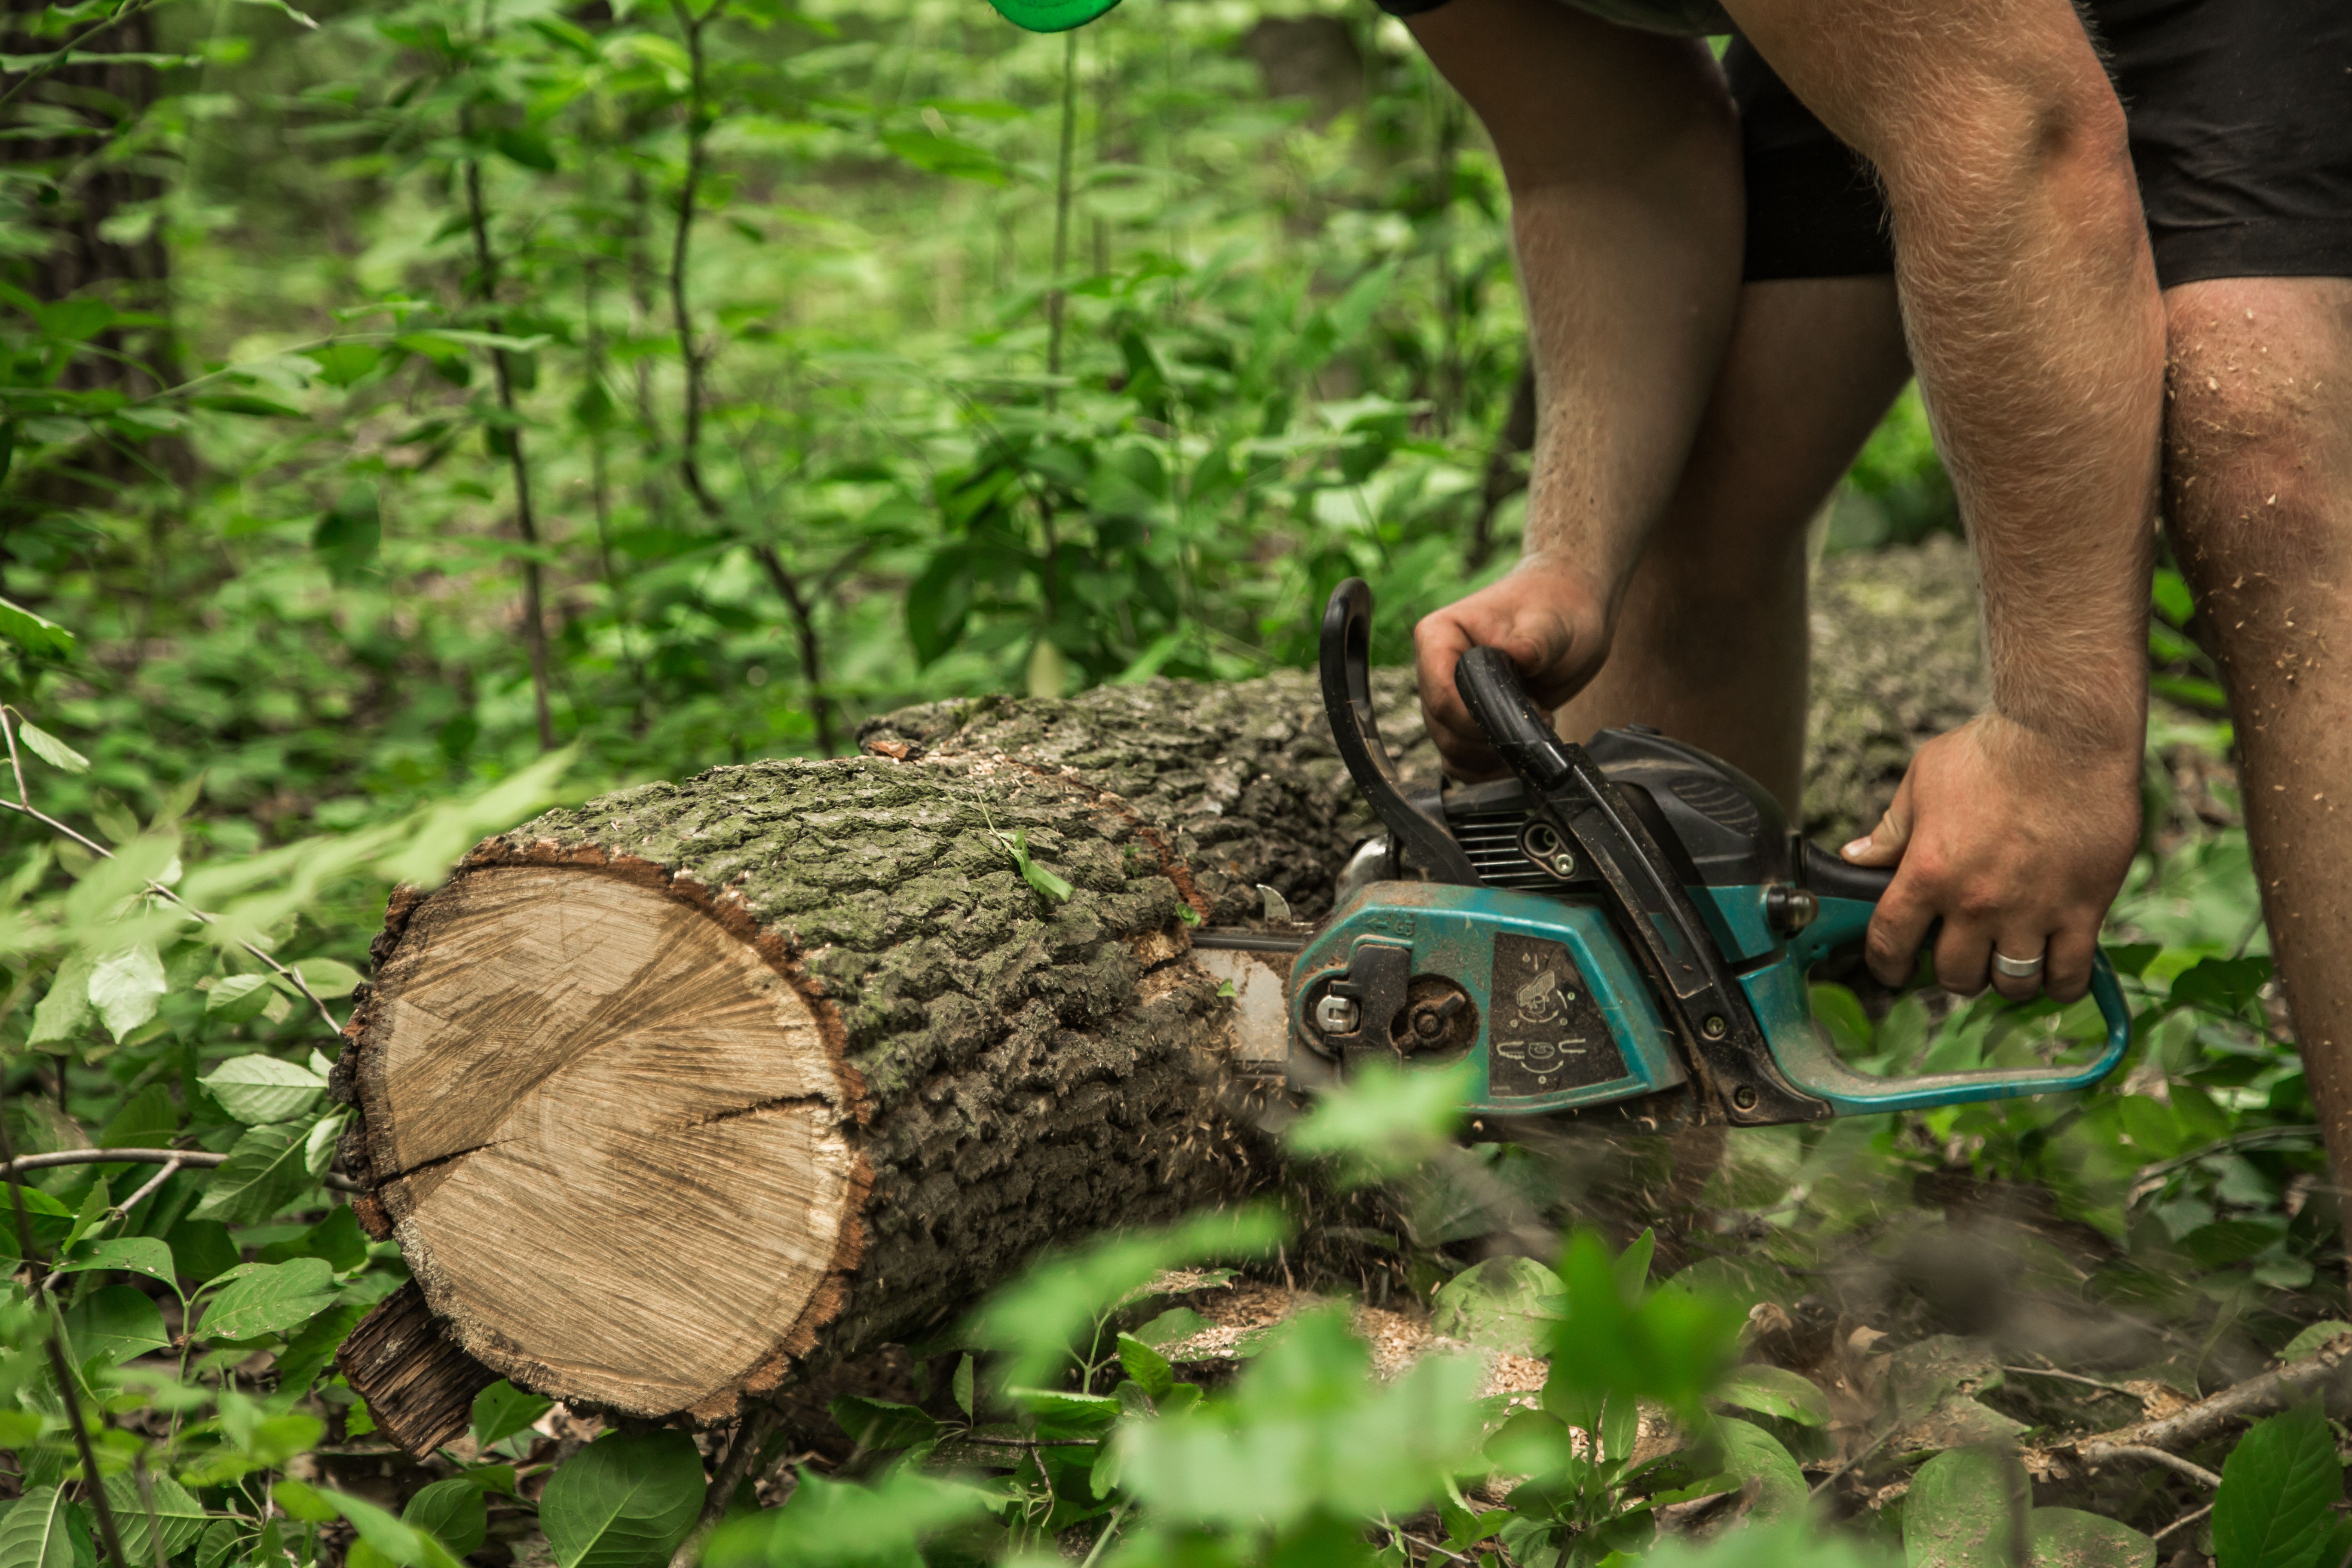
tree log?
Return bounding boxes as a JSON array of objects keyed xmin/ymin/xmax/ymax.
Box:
[{"xmin": 335, "ymin": 544, "xmax": 1981, "ymax": 1455}]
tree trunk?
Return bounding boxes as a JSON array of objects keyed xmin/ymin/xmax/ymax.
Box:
[{"xmin": 335, "ymin": 542, "xmax": 1982, "ymax": 1455}]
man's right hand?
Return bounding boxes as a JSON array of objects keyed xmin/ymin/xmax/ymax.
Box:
[{"xmin": 1413, "ymin": 556, "xmax": 1613, "ymax": 778}]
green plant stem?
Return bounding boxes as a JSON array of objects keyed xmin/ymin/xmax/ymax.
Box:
[
  {"xmin": 0, "ymin": 1093, "xmax": 131, "ymax": 1568},
  {"xmin": 664, "ymin": 0, "xmax": 836, "ymax": 756},
  {"xmin": 1077, "ymin": 1500, "xmax": 1128, "ymax": 1568},
  {"xmin": 460, "ymin": 147, "xmax": 557, "ymax": 753},
  {"xmin": 0, "ymin": 0, "xmax": 173, "ymax": 113},
  {"xmin": 1045, "ymin": 27, "xmax": 1077, "ymax": 402}
]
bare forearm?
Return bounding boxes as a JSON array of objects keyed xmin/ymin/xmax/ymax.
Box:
[
  {"xmin": 1511, "ymin": 169, "xmax": 1743, "ymax": 604},
  {"xmin": 1410, "ymin": 0, "xmax": 1743, "ymax": 611},
  {"xmin": 1733, "ymin": 0, "xmax": 2162, "ymax": 753}
]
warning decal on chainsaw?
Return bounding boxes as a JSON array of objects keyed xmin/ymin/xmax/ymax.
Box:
[{"xmin": 1486, "ymin": 933, "xmax": 1627, "ymax": 1099}]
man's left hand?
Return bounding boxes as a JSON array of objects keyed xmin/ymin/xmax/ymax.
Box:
[{"xmin": 1841, "ymin": 713, "xmax": 2141, "ymax": 1003}]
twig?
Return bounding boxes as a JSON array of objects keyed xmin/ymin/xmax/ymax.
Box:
[
  {"xmin": 2002, "ymin": 1365, "xmax": 2146, "ymax": 1399},
  {"xmin": 0, "ymin": 1088, "xmax": 131, "ymax": 1568},
  {"xmin": 2081, "ymin": 1444, "xmax": 2222, "ymax": 1490},
  {"xmin": 0, "ymin": 708, "xmax": 342, "ymax": 1035},
  {"xmin": 1, "ymin": 1148, "xmax": 361, "ymax": 1194},
  {"xmin": 671, "ymin": 1403, "xmax": 782, "ymax": 1568},
  {"xmin": 1810, "ymin": 1424, "xmax": 1897, "ymax": 1498},
  {"xmin": 0, "ymin": 0, "xmax": 175, "ymax": 112},
  {"xmin": 2152, "ymin": 1502, "xmax": 2214, "ymax": 1545},
  {"xmin": 2131, "ymin": 1126, "xmax": 2322, "ymax": 1196},
  {"xmin": 111, "ymin": 1158, "xmax": 182, "ymax": 1216}
]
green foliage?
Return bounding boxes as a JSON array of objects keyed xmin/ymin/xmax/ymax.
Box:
[
  {"xmin": 540, "ymin": 1430, "xmax": 709, "ymax": 1568},
  {"xmin": 2212, "ymin": 1405, "xmax": 2346, "ymax": 1568}
]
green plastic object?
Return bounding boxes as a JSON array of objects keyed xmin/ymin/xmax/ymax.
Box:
[{"xmin": 983, "ymin": 0, "xmax": 1120, "ymax": 34}]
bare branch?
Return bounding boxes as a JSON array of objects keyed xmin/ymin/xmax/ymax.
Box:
[
  {"xmin": 2061, "ymin": 1333, "xmax": 2352, "ymax": 1467},
  {"xmin": 3, "ymin": 1147, "xmax": 361, "ymax": 1194}
]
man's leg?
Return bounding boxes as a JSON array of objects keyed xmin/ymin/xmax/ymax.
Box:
[
  {"xmin": 2164, "ymin": 277, "xmax": 2352, "ymax": 1199},
  {"xmin": 1555, "ymin": 276, "xmax": 1911, "ymax": 813}
]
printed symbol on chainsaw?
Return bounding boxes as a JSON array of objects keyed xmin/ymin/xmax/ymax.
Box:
[
  {"xmin": 1488, "ymin": 933, "xmax": 1627, "ymax": 1099},
  {"xmin": 1513, "ymin": 970, "xmax": 1577, "ymax": 1024}
]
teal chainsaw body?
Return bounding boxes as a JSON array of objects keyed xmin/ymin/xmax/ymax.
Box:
[{"xmin": 1245, "ymin": 581, "xmax": 2131, "ymax": 1125}]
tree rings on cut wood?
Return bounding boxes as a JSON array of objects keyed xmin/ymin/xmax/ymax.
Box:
[{"xmin": 342, "ymin": 851, "xmax": 867, "ymax": 1427}]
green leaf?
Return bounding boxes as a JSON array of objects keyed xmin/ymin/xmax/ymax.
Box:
[
  {"xmin": 0, "ymin": 1486, "xmax": 92, "ymax": 1568},
  {"xmin": 1286, "ymin": 1058, "xmax": 1473, "ymax": 1184},
  {"xmin": 473, "ymin": 1380, "xmax": 554, "ymax": 1448},
  {"xmin": 2214, "ymin": 1403, "xmax": 2343, "ymax": 1568},
  {"xmin": 0, "ymin": 600, "xmax": 76, "ymax": 661},
  {"xmin": 1116, "ymin": 1333, "xmax": 1175, "ymax": 1400},
  {"xmin": 992, "ymin": 828, "xmax": 1072, "ymax": 903},
  {"xmin": 16, "ymin": 721, "xmax": 87, "ymax": 774},
  {"xmin": 200, "ymin": 1054, "xmax": 328, "ymax": 1124},
  {"xmin": 200, "ymin": 1257, "xmax": 337, "ymax": 1341},
  {"xmin": 402, "ymin": 1479, "xmax": 487, "ymax": 1557},
  {"xmin": 952, "ymin": 1354, "xmax": 974, "ymax": 1420},
  {"xmin": 52, "ymin": 1236, "xmax": 174, "ymax": 1285},
  {"xmin": 276, "ymin": 1302, "xmax": 369, "ymax": 1392},
  {"xmin": 260, "ymin": 1204, "xmax": 369, "ymax": 1271},
  {"xmin": 312, "ymin": 487, "xmax": 381, "ymax": 584},
  {"xmin": 2028, "ymin": 1508, "xmax": 2154, "ymax": 1568},
  {"xmin": 1130, "ymin": 1306, "xmax": 1211, "ymax": 1349},
  {"xmin": 970, "ymin": 1206, "xmax": 1286, "ymax": 1388},
  {"xmin": 275, "ymin": 1485, "xmax": 459, "ymax": 1568},
  {"xmin": 27, "ymin": 951, "xmax": 95, "ymax": 1046},
  {"xmin": 703, "ymin": 1469, "xmax": 991, "ymax": 1568},
  {"xmin": 830, "ymin": 1395, "xmax": 939, "ymax": 1452},
  {"xmin": 1713, "ymin": 1417, "xmax": 1811, "ymax": 1526},
  {"xmin": 204, "ymin": 973, "xmax": 277, "ymax": 1022},
  {"xmin": 1713, "ymin": 1364, "xmax": 1832, "ymax": 1427},
  {"xmin": 904, "ymin": 547, "xmax": 972, "ymax": 665},
  {"xmin": 0, "ymin": 1185, "xmax": 74, "ymax": 1261},
  {"xmin": 879, "ymin": 129, "xmax": 1005, "ymax": 185},
  {"xmin": 312, "ymin": 341, "xmax": 383, "ymax": 388},
  {"xmin": 1430, "ymin": 1256, "xmax": 1562, "ymax": 1357},
  {"xmin": 492, "ymin": 126, "xmax": 556, "ymax": 172},
  {"xmin": 88, "ymin": 941, "xmax": 166, "ymax": 1038},
  {"xmin": 191, "ymin": 1121, "xmax": 315, "ymax": 1223},
  {"xmin": 540, "ymin": 1429, "xmax": 707, "ymax": 1568},
  {"xmin": 60, "ymin": 1284, "xmax": 168, "ymax": 1368},
  {"xmin": 292, "ymin": 956, "xmax": 364, "ymax": 999},
  {"xmin": 2280, "ymin": 1323, "xmax": 2352, "ymax": 1361},
  {"xmin": 100, "ymin": 1473, "xmax": 206, "ymax": 1562},
  {"xmin": 1905, "ymin": 1445, "xmax": 2030, "ymax": 1568}
]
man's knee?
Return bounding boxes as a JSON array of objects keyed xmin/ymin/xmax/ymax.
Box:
[{"xmin": 2163, "ymin": 280, "xmax": 2352, "ymax": 614}]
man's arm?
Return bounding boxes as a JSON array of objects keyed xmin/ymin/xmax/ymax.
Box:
[
  {"xmin": 1406, "ymin": 0, "xmax": 1744, "ymax": 776},
  {"xmin": 1727, "ymin": 0, "xmax": 2164, "ymax": 1002}
]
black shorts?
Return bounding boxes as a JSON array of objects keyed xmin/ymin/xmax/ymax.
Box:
[{"xmin": 1734, "ymin": 0, "xmax": 2352, "ymax": 288}]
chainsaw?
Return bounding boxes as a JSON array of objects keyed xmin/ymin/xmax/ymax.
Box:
[{"xmin": 1193, "ymin": 579, "xmax": 2130, "ymax": 1127}]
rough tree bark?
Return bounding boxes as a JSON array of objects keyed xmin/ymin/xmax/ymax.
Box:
[{"xmin": 336, "ymin": 543, "xmax": 1982, "ymax": 1456}]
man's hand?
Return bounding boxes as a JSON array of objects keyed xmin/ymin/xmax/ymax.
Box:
[
  {"xmin": 1841, "ymin": 714, "xmax": 2141, "ymax": 1004},
  {"xmin": 1415, "ymin": 557, "xmax": 1611, "ymax": 778}
]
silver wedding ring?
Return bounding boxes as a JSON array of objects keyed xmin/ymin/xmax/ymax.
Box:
[{"xmin": 1991, "ymin": 949, "xmax": 2047, "ymax": 980}]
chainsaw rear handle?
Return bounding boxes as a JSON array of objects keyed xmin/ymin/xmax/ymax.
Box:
[{"xmin": 1451, "ymin": 639, "xmax": 2132, "ymax": 1116}]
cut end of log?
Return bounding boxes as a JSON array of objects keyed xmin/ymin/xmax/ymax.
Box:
[
  {"xmin": 337, "ymin": 1281, "xmax": 500, "ymax": 1459},
  {"xmin": 346, "ymin": 852, "xmax": 866, "ymax": 1422}
]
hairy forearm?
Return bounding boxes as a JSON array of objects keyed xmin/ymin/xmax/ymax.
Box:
[
  {"xmin": 1410, "ymin": 0, "xmax": 1744, "ymax": 613},
  {"xmin": 1888, "ymin": 118, "xmax": 2161, "ymax": 751},
  {"xmin": 1511, "ymin": 175, "xmax": 1743, "ymax": 600},
  {"xmin": 1733, "ymin": 0, "xmax": 2162, "ymax": 755}
]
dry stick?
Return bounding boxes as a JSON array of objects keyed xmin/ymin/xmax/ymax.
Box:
[
  {"xmin": 1809, "ymin": 1424, "xmax": 1897, "ymax": 1499},
  {"xmin": 0, "ymin": 709, "xmax": 340, "ymax": 1035},
  {"xmin": 110, "ymin": 1158, "xmax": 181, "ymax": 1216},
  {"xmin": 2087, "ymin": 1445, "xmax": 2223, "ymax": 1490},
  {"xmin": 2001, "ymin": 1364, "xmax": 2147, "ymax": 1399},
  {"xmin": 2067, "ymin": 1332, "xmax": 2352, "ymax": 1463},
  {"xmin": 459, "ymin": 136, "xmax": 557, "ymax": 754},
  {"xmin": 2, "ymin": 1148, "xmax": 361, "ymax": 1194},
  {"xmin": 2152, "ymin": 1502, "xmax": 2215, "ymax": 1545},
  {"xmin": 670, "ymin": 1403, "xmax": 784, "ymax": 1568},
  {"xmin": 0, "ymin": 1093, "xmax": 131, "ymax": 1568},
  {"xmin": 660, "ymin": 2, "xmax": 836, "ymax": 757}
]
